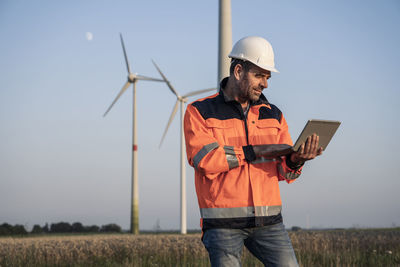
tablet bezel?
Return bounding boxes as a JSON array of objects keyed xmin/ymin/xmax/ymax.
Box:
[{"xmin": 292, "ymin": 119, "xmax": 341, "ymax": 152}]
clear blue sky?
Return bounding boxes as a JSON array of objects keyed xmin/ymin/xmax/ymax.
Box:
[{"xmin": 1, "ymin": 0, "xmax": 399, "ymax": 231}]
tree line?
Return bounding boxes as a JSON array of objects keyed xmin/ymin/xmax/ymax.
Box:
[{"xmin": 0, "ymin": 222, "xmax": 122, "ymax": 236}]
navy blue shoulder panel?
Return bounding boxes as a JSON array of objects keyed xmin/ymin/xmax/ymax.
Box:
[
  {"xmin": 191, "ymin": 95, "xmax": 242, "ymax": 121},
  {"xmin": 258, "ymin": 104, "xmax": 282, "ymax": 122}
]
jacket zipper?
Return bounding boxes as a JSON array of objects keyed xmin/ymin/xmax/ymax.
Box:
[{"xmin": 233, "ymin": 102, "xmax": 250, "ymax": 145}]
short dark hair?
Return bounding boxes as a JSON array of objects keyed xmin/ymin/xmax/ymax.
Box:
[{"xmin": 229, "ymin": 59, "xmax": 253, "ymax": 75}]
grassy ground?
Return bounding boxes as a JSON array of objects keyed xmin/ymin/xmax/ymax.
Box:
[{"xmin": 0, "ymin": 228, "xmax": 399, "ymax": 266}]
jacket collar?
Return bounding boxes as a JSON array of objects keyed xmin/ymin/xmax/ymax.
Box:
[{"xmin": 219, "ymin": 77, "xmax": 270, "ymax": 106}]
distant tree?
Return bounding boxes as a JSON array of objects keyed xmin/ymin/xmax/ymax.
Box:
[
  {"xmin": 50, "ymin": 222, "xmax": 72, "ymax": 233},
  {"xmin": 100, "ymin": 223, "xmax": 121, "ymax": 233},
  {"xmin": 72, "ymin": 222, "xmax": 84, "ymax": 233},
  {"xmin": 0, "ymin": 223, "xmax": 27, "ymax": 236},
  {"xmin": 12, "ymin": 224, "xmax": 28, "ymax": 235},
  {"xmin": 31, "ymin": 224, "xmax": 43, "ymax": 234},
  {"xmin": 0, "ymin": 223, "xmax": 12, "ymax": 236},
  {"xmin": 84, "ymin": 225, "xmax": 100, "ymax": 233},
  {"xmin": 291, "ymin": 226, "xmax": 302, "ymax": 232},
  {"xmin": 42, "ymin": 223, "xmax": 49, "ymax": 233}
]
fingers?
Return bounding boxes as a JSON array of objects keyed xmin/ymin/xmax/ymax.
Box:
[
  {"xmin": 309, "ymin": 134, "xmax": 319, "ymax": 156},
  {"xmin": 291, "ymin": 134, "xmax": 323, "ymax": 164},
  {"xmin": 309, "ymin": 134, "xmax": 319, "ymax": 158},
  {"xmin": 299, "ymin": 143, "xmax": 305, "ymax": 154},
  {"xmin": 300, "ymin": 134, "xmax": 322, "ymax": 160},
  {"xmin": 304, "ymin": 136, "xmax": 312, "ymax": 155},
  {"xmin": 313, "ymin": 135, "xmax": 324, "ymax": 156}
]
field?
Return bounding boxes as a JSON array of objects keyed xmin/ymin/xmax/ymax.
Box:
[{"xmin": 0, "ymin": 229, "xmax": 399, "ymax": 266}]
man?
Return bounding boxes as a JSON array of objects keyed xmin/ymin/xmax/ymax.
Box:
[{"xmin": 184, "ymin": 36, "xmax": 322, "ymax": 266}]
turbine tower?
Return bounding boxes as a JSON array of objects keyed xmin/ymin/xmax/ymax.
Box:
[
  {"xmin": 103, "ymin": 34, "xmax": 164, "ymax": 234},
  {"xmin": 218, "ymin": 0, "xmax": 232, "ymax": 86},
  {"xmin": 152, "ymin": 60, "xmax": 216, "ymax": 234}
]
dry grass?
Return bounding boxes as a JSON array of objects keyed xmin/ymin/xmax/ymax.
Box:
[
  {"xmin": 0, "ymin": 234, "xmax": 208, "ymax": 266},
  {"xmin": 0, "ymin": 229, "xmax": 399, "ymax": 266},
  {"xmin": 290, "ymin": 229, "xmax": 400, "ymax": 266}
]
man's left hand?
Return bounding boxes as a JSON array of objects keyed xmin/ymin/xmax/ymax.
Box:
[{"xmin": 290, "ymin": 133, "xmax": 323, "ymax": 164}]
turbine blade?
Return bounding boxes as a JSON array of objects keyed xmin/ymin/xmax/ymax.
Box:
[
  {"xmin": 182, "ymin": 88, "xmax": 217, "ymax": 98},
  {"xmin": 151, "ymin": 60, "xmax": 180, "ymax": 97},
  {"xmin": 120, "ymin": 33, "xmax": 131, "ymax": 74},
  {"xmin": 159, "ymin": 100, "xmax": 180, "ymax": 148},
  {"xmin": 103, "ymin": 81, "xmax": 131, "ymax": 117},
  {"xmin": 135, "ymin": 74, "xmax": 164, "ymax": 82}
]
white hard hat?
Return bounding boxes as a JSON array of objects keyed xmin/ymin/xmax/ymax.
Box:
[{"xmin": 228, "ymin": 36, "xmax": 279, "ymax": 73}]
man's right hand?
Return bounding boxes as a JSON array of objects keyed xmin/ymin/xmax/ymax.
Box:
[{"xmin": 252, "ymin": 144, "xmax": 293, "ymax": 159}]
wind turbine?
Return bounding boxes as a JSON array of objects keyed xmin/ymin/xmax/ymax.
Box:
[
  {"xmin": 152, "ymin": 60, "xmax": 216, "ymax": 234},
  {"xmin": 103, "ymin": 34, "xmax": 164, "ymax": 235}
]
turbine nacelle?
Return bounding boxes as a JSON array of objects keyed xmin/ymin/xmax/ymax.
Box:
[{"xmin": 128, "ymin": 73, "xmax": 138, "ymax": 83}]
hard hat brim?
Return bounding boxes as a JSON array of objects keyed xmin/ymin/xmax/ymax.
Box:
[
  {"xmin": 259, "ymin": 64, "xmax": 279, "ymax": 73},
  {"xmin": 229, "ymin": 55, "xmax": 279, "ymax": 73}
]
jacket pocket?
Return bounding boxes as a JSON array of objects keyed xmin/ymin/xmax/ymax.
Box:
[
  {"xmin": 253, "ymin": 119, "xmax": 281, "ymax": 144},
  {"xmin": 256, "ymin": 119, "xmax": 281, "ymax": 135},
  {"xmin": 206, "ymin": 119, "xmax": 236, "ymax": 129},
  {"xmin": 206, "ymin": 119, "xmax": 245, "ymax": 146}
]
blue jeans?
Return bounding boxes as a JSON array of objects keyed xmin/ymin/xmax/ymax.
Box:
[{"xmin": 202, "ymin": 222, "xmax": 298, "ymax": 267}]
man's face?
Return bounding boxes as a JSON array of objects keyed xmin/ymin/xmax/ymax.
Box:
[{"xmin": 237, "ymin": 64, "xmax": 271, "ymax": 103}]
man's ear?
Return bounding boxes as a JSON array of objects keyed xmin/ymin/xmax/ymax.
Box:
[{"xmin": 233, "ymin": 64, "xmax": 243, "ymax": 80}]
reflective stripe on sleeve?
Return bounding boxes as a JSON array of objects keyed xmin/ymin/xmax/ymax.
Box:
[
  {"xmin": 200, "ymin": 205, "xmax": 282, "ymax": 219},
  {"xmin": 251, "ymin": 157, "xmax": 277, "ymax": 165},
  {"xmin": 223, "ymin": 146, "xmax": 239, "ymax": 169},
  {"xmin": 278, "ymin": 163, "xmax": 300, "ymax": 180},
  {"xmin": 193, "ymin": 142, "xmax": 219, "ymax": 170}
]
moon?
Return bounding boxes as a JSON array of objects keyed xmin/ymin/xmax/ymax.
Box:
[{"xmin": 86, "ymin": 32, "xmax": 93, "ymax": 41}]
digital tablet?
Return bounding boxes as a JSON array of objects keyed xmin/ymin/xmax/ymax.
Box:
[{"xmin": 292, "ymin": 119, "xmax": 341, "ymax": 152}]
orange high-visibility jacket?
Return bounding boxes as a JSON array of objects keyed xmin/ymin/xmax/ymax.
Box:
[{"xmin": 184, "ymin": 79, "xmax": 302, "ymax": 230}]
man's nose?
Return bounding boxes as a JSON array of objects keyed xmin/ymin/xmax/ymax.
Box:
[{"xmin": 260, "ymin": 78, "xmax": 268, "ymax": 88}]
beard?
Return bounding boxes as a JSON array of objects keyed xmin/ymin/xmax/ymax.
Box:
[
  {"xmin": 237, "ymin": 72, "xmax": 263, "ymax": 103},
  {"xmin": 249, "ymin": 87, "xmax": 263, "ymax": 101}
]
